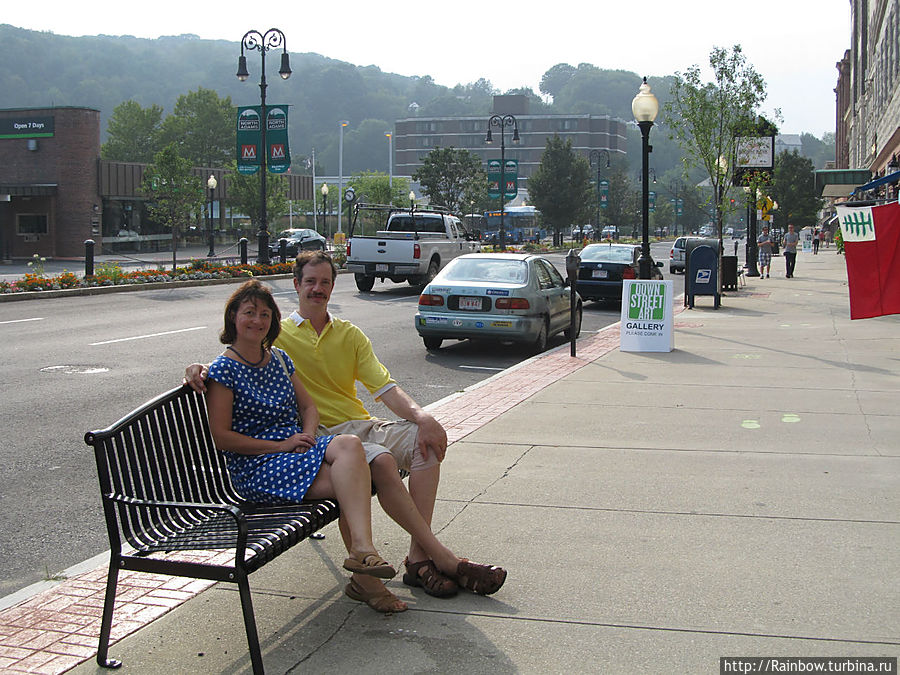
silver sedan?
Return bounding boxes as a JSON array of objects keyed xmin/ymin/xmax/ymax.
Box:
[{"xmin": 414, "ymin": 253, "xmax": 582, "ymax": 353}]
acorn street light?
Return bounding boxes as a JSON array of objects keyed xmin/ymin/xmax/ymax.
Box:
[
  {"xmin": 236, "ymin": 28, "xmax": 292, "ymax": 265},
  {"xmin": 632, "ymin": 77, "xmax": 659, "ymax": 279},
  {"xmin": 321, "ymin": 183, "xmax": 329, "ymax": 239},
  {"xmin": 206, "ymin": 174, "xmax": 218, "ymax": 257}
]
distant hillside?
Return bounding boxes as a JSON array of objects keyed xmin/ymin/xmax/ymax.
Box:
[{"xmin": 0, "ymin": 25, "xmax": 833, "ymax": 175}]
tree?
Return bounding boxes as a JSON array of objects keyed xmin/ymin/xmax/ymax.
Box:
[
  {"xmin": 527, "ymin": 136, "xmax": 593, "ymax": 246},
  {"xmin": 771, "ymin": 150, "xmax": 823, "ymax": 230},
  {"xmin": 101, "ymin": 100, "xmax": 163, "ymax": 163},
  {"xmin": 226, "ymin": 162, "xmax": 290, "ymax": 232},
  {"xmin": 413, "ymin": 147, "xmax": 485, "ymax": 214},
  {"xmin": 347, "ymin": 171, "xmax": 410, "ymax": 207},
  {"xmin": 539, "ymin": 63, "xmax": 576, "ymax": 102},
  {"xmin": 159, "ymin": 87, "xmax": 235, "ymax": 168},
  {"xmin": 665, "ymin": 45, "xmax": 770, "ymax": 245},
  {"xmin": 140, "ymin": 143, "xmax": 204, "ymax": 270}
]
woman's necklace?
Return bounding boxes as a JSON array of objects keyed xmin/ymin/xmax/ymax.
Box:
[{"xmin": 227, "ymin": 345, "xmax": 267, "ymax": 367}]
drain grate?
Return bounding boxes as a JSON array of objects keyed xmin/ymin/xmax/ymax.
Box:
[{"xmin": 40, "ymin": 365, "xmax": 110, "ymax": 374}]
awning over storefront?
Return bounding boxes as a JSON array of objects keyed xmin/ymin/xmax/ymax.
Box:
[
  {"xmin": 0, "ymin": 184, "xmax": 58, "ymax": 196},
  {"xmin": 851, "ymin": 170, "xmax": 900, "ymax": 195},
  {"xmin": 815, "ymin": 169, "xmax": 872, "ymax": 198}
]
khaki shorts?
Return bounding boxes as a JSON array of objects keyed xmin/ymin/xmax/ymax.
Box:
[{"xmin": 318, "ymin": 418, "xmax": 438, "ymax": 472}]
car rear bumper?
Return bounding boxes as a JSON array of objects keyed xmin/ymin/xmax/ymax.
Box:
[
  {"xmin": 414, "ymin": 311, "xmax": 543, "ymax": 342},
  {"xmin": 575, "ymin": 280, "xmax": 625, "ymax": 301}
]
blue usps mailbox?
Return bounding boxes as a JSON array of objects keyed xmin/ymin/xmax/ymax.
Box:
[{"xmin": 687, "ymin": 245, "xmax": 720, "ymax": 309}]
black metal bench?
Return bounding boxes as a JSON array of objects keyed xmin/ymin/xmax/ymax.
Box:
[{"xmin": 84, "ymin": 384, "xmax": 341, "ymax": 674}]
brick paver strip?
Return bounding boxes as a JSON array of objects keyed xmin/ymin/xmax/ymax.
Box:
[{"xmin": 0, "ymin": 320, "xmax": 633, "ymax": 673}]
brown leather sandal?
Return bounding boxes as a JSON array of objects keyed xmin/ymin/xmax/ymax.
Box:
[
  {"xmin": 343, "ymin": 552, "xmax": 396, "ymax": 579},
  {"xmin": 453, "ymin": 559, "xmax": 507, "ymax": 595},
  {"xmin": 402, "ymin": 558, "xmax": 458, "ymax": 598},
  {"xmin": 345, "ymin": 579, "xmax": 408, "ymax": 613}
]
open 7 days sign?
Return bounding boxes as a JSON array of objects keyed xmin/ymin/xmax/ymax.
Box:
[{"xmin": 619, "ymin": 280, "xmax": 674, "ymax": 352}]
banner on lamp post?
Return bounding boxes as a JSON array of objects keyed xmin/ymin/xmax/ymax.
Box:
[{"xmin": 236, "ymin": 105, "xmax": 291, "ymax": 175}]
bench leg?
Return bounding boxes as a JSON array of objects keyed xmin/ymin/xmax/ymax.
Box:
[
  {"xmin": 237, "ymin": 571, "xmax": 265, "ymax": 675},
  {"xmin": 96, "ymin": 556, "xmax": 123, "ymax": 669}
]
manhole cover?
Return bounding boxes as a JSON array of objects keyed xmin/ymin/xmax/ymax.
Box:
[{"xmin": 41, "ymin": 365, "xmax": 110, "ymax": 374}]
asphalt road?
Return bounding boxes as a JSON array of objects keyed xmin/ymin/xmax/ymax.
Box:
[{"xmin": 0, "ymin": 242, "xmax": 678, "ymax": 597}]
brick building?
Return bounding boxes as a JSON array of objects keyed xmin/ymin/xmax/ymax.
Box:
[
  {"xmin": 0, "ymin": 107, "xmax": 102, "ymax": 260},
  {"xmin": 0, "ymin": 106, "xmax": 313, "ymax": 261},
  {"xmin": 393, "ymin": 95, "xmax": 628, "ymax": 195}
]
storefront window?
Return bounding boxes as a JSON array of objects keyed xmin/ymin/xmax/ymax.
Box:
[{"xmin": 16, "ymin": 214, "xmax": 48, "ymax": 235}]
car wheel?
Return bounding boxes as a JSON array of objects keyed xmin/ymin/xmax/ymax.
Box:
[
  {"xmin": 529, "ymin": 318, "xmax": 549, "ymax": 354},
  {"xmin": 424, "ymin": 259, "xmax": 439, "ymax": 284},
  {"xmin": 355, "ymin": 274, "xmax": 375, "ymax": 292},
  {"xmin": 423, "ymin": 336, "xmax": 443, "ymax": 350},
  {"xmin": 670, "ymin": 265, "xmax": 676, "ymax": 274},
  {"xmin": 564, "ymin": 306, "xmax": 582, "ymax": 339}
]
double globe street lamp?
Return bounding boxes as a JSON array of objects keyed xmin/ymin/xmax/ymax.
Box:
[
  {"xmin": 632, "ymin": 77, "xmax": 659, "ymax": 279},
  {"xmin": 236, "ymin": 28, "xmax": 292, "ymax": 265},
  {"xmin": 485, "ymin": 114, "xmax": 519, "ymax": 251},
  {"xmin": 589, "ymin": 149, "xmax": 611, "ymax": 240}
]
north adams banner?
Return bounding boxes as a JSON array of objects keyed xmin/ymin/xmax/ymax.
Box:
[
  {"xmin": 836, "ymin": 201, "xmax": 900, "ymax": 320},
  {"xmin": 236, "ymin": 105, "xmax": 291, "ymax": 175}
]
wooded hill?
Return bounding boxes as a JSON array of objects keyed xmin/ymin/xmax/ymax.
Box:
[{"xmin": 1, "ymin": 24, "xmax": 833, "ymax": 176}]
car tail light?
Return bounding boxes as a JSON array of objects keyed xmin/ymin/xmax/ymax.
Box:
[
  {"xmin": 669, "ymin": 248, "xmax": 674, "ymax": 259},
  {"xmin": 622, "ymin": 266, "xmax": 636, "ymax": 279},
  {"xmin": 495, "ymin": 297, "xmax": 530, "ymax": 309},
  {"xmin": 346, "ymin": 241, "xmax": 351, "ymax": 256},
  {"xmin": 413, "ymin": 243, "xmax": 421, "ymax": 259},
  {"xmin": 418, "ymin": 294, "xmax": 444, "ymax": 306}
]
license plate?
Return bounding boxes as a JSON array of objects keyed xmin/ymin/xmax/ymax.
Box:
[
  {"xmin": 459, "ymin": 296, "xmax": 482, "ymax": 310},
  {"xmin": 376, "ymin": 264, "xmax": 389, "ymax": 272},
  {"xmin": 592, "ymin": 269, "xmax": 608, "ymax": 278}
]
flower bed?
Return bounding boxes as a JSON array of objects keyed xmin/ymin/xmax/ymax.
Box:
[{"xmin": 0, "ymin": 260, "xmax": 295, "ymax": 295}]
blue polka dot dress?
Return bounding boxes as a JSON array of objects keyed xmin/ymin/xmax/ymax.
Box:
[{"xmin": 208, "ymin": 348, "xmax": 334, "ymax": 504}]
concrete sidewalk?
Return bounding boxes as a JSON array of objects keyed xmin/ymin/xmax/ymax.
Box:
[{"xmin": 2, "ymin": 249, "xmax": 897, "ymax": 674}]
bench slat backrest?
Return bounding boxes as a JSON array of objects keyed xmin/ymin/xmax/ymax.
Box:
[{"xmin": 85, "ymin": 385, "xmax": 242, "ymax": 551}]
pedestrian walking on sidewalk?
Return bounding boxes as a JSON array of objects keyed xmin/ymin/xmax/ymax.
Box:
[
  {"xmin": 813, "ymin": 228, "xmax": 820, "ymax": 254},
  {"xmin": 783, "ymin": 223, "xmax": 799, "ymax": 278},
  {"xmin": 757, "ymin": 225, "xmax": 773, "ymax": 278}
]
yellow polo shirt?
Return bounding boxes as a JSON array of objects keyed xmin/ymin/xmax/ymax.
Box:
[{"xmin": 274, "ymin": 311, "xmax": 396, "ymax": 428}]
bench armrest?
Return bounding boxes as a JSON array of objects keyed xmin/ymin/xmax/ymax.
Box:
[{"xmin": 105, "ymin": 493, "xmax": 252, "ymax": 563}]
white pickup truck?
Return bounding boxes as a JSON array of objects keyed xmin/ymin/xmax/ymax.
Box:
[{"xmin": 345, "ymin": 205, "xmax": 480, "ymax": 292}]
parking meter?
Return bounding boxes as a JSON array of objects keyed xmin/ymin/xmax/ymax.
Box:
[{"xmin": 565, "ymin": 248, "xmax": 581, "ymax": 357}]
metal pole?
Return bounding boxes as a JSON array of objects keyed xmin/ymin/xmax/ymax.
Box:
[
  {"xmin": 637, "ymin": 120, "xmax": 653, "ymax": 279},
  {"xmin": 257, "ymin": 46, "xmax": 270, "ymax": 264},
  {"xmin": 386, "ymin": 132, "xmax": 393, "ymax": 190},
  {"xmin": 338, "ymin": 121, "xmax": 347, "ymax": 233},
  {"xmin": 207, "ymin": 184, "xmax": 216, "ymax": 257},
  {"xmin": 311, "ymin": 148, "xmax": 317, "ymax": 230}
]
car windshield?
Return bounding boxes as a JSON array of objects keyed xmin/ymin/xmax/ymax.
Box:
[
  {"xmin": 441, "ymin": 258, "xmax": 528, "ymax": 283},
  {"xmin": 580, "ymin": 245, "xmax": 634, "ymax": 263}
]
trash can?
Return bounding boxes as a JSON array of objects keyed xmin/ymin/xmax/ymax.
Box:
[
  {"xmin": 721, "ymin": 255, "xmax": 738, "ymax": 291},
  {"xmin": 687, "ymin": 245, "xmax": 720, "ymax": 309}
]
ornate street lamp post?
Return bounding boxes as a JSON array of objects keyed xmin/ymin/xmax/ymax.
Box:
[
  {"xmin": 632, "ymin": 78, "xmax": 659, "ymax": 279},
  {"xmin": 589, "ymin": 149, "xmax": 610, "ymax": 240},
  {"xmin": 485, "ymin": 114, "xmax": 519, "ymax": 251},
  {"xmin": 236, "ymin": 28, "xmax": 292, "ymax": 265},
  {"xmin": 337, "ymin": 120, "xmax": 349, "ymax": 234},
  {"xmin": 206, "ymin": 174, "xmax": 218, "ymax": 257}
]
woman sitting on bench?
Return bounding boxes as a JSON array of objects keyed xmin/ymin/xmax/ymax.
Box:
[{"xmin": 206, "ymin": 279, "xmax": 395, "ymax": 580}]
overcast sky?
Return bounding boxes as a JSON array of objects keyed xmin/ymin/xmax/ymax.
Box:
[{"xmin": 6, "ymin": 0, "xmax": 849, "ymax": 136}]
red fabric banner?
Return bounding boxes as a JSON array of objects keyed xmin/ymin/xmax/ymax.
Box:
[{"xmin": 838, "ymin": 201, "xmax": 900, "ymax": 320}]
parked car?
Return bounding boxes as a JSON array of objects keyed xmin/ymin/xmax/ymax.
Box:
[
  {"xmin": 576, "ymin": 243, "xmax": 663, "ymax": 302},
  {"xmin": 269, "ymin": 228, "xmax": 327, "ymax": 258},
  {"xmin": 415, "ymin": 253, "xmax": 582, "ymax": 353},
  {"xmin": 669, "ymin": 236, "xmax": 719, "ymax": 274}
]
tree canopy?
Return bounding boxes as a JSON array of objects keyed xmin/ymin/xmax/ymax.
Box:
[
  {"xmin": 159, "ymin": 87, "xmax": 235, "ymax": 167},
  {"xmin": 771, "ymin": 151, "xmax": 823, "ymax": 230},
  {"xmin": 527, "ymin": 136, "xmax": 593, "ymax": 243},
  {"xmin": 413, "ymin": 147, "xmax": 486, "ymax": 214},
  {"xmin": 101, "ymin": 100, "xmax": 163, "ymax": 163}
]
